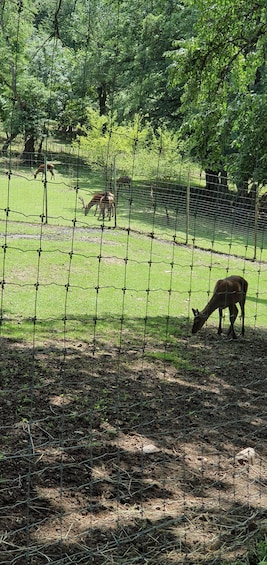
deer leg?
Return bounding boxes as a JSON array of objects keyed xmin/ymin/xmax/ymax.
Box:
[
  {"xmin": 99, "ymin": 205, "xmax": 105, "ymax": 221},
  {"xmin": 165, "ymin": 207, "xmax": 169, "ymax": 224},
  {"xmin": 227, "ymin": 304, "xmax": 238, "ymax": 338},
  {"xmin": 240, "ymin": 301, "xmax": 245, "ymax": 336},
  {"xmin": 218, "ymin": 308, "xmax": 223, "ymax": 334}
]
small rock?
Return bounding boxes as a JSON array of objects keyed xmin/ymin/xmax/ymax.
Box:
[
  {"xmin": 236, "ymin": 447, "xmax": 256, "ymax": 465},
  {"xmin": 142, "ymin": 444, "xmax": 160, "ymax": 454}
]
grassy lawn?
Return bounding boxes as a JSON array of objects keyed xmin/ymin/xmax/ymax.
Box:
[{"xmin": 0, "ymin": 151, "xmax": 266, "ymax": 344}]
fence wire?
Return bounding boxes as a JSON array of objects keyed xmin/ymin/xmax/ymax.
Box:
[{"xmin": 0, "ymin": 154, "xmax": 266, "ymax": 565}]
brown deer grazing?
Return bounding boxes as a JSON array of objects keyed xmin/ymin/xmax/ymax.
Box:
[
  {"xmin": 98, "ymin": 191, "xmax": 115, "ymax": 221},
  {"xmin": 192, "ymin": 275, "xmax": 248, "ymax": 339},
  {"xmin": 79, "ymin": 192, "xmax": 104, "ymax": 216},
  {"xmin": 79, "ymin": 191, "xmax": 115, "ymax": 219},
  {"xmin": 117, "ymin": 176, "xmax": 131, "ymax": 189},
  {"xmin": 34, "ymin": 163, "xmax": 55, "ymax": 179}
]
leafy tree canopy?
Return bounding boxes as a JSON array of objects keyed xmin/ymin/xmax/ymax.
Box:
[
  {"xmin": 170, "ymin": 0, "xmax": 267, "ymax": 188},
  {"xmin": 0, "ymin": 0, "xmax": 267, "ymax": 194}
]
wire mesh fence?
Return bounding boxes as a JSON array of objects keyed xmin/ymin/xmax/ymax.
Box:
[{"xmin": 0, "ymin": 153, "xmax": 266, "ymax": 564}]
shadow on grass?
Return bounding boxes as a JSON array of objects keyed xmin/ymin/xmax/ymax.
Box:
[{"xmin": 246, "ymin": 294, "xmax": 267, "ymax": 305}]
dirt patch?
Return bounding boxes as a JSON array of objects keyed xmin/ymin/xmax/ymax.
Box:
[{"xmin": 0, "ymin": 327, "xmax": 266, "ymax": 564}]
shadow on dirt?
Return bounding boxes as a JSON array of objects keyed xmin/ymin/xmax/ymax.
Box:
[{"xmin": 0, "ymin": 318, "xmax": 266, "ymax": 564}]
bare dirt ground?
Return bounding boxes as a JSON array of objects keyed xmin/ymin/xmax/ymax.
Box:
[{"xmin": 0, "ymin": 325, "xmax": 266, "ymax": 565}]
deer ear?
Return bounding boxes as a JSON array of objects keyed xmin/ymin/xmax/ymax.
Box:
[{"xmin": 192, "ymin": 308, "xmax": 199, "ymax": 317}]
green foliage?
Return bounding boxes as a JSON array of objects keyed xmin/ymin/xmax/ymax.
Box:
[
  {"xmin": 170, "ymin": 0, "xmax": 267, "ymax": 187},
  {"xmin": 221, "ymin": 537, "xmax": 267, "ymax": 565},
  {"xmin": 76, "ymin": 108, "xmax": 181, "ymax": 178},
  {"xmin": 0, "ymin": 0, "xmax": 185, "ymax": 152},
  {"xmin": 0, "ymin": 1, "xmax": 53, "ymax": 148},
  {"xmin": 1, "ymin": 0, "xmax": 267, "ymax": 191}
]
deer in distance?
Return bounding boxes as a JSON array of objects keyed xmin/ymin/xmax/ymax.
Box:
[
  {"xmin": 191, "ymin": 275, "xmax": 248, "ymax": 339},
  {"xmin": 34, "ymin": 163, "xmax": 55, "ymax": 179},
  {"xmin": 117, "ymin": 176, "xmax": 131, "ymax": 189},
  {"xmin": 79, "ymin": 191, "xmax": 115, "ymax": 220}
]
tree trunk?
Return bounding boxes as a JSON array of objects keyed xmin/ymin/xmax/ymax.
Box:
[
  {"xmin": 236, "ymin": 179, "xmax": 249, "ymax": 198},
  {"xmin": 219, "ymin": 170, "xmax": 228, "ymax": 191},
  {"xmin": 37, "ymin": 137, "xmax": 44, "ymax": 160},
  {"xmin": 205, "ymin": 169, "xmax": 220, "ymax": 191},
  {"xmin": 2, "ymin": 133, "xmax": 17, "ymax": 155},
  {"xmin": 97, "ymin": 83, "xmax": 107, "ymax": 116},
  {"xmin": 22, "ymin": 136, "xmax": 35, "ymax": 166}
]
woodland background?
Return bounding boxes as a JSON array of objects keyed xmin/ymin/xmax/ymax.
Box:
[{"xmin": 0, "ymin": 0, "xmax": 267, "ymax": 199}]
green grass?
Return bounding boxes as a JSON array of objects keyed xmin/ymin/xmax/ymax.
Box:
[
  {"xmin": 222, "ymin": 537, "xmax": 267, "ymax": 565},
  {"xmin": 0, "ymin": 154, "xmax": 267, "ymax": 344},
  {"xmin": 0, "ymin": 222, "xmax": 266, "ymax": 344}
]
